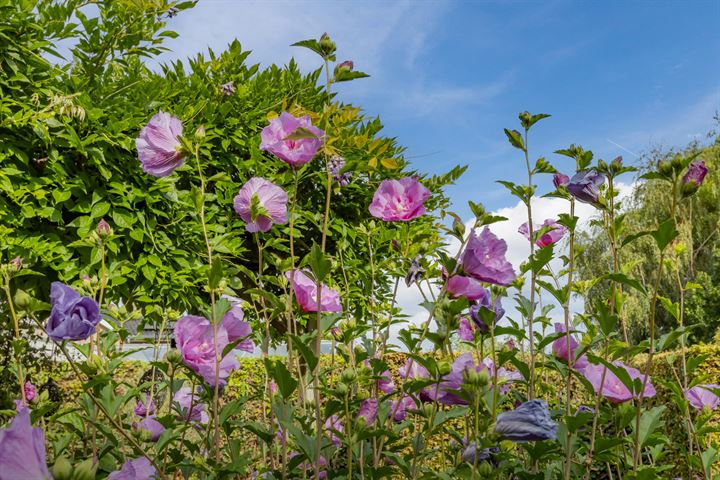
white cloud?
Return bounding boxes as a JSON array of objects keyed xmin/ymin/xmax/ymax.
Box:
[{"xmin": 394, "ymin": 181, "xmax": 637, "ymax": 339}]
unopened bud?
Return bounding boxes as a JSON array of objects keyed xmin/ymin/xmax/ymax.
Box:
[
  {"xmin": 478, "ymin": 461, "xmax": 493, "ymax": 476},
  {"xmin": 341, "ymin": 368, "xmax": 356, "ymax": 383},
  {"xmin": 51, "ymin": 456, "xmax": 73, "ymax": 480},
  {"xmin": 165, "ymin": 348, "xmax": 182, "ymax": 365},
  {"xmin": 194, "ymin": 125, "xmax": 206, "ymax": 140},
  {"xmin": 96, "ymin": 219, "xmax": 112, "ymax": 237},
  {"xmin": 10, "ymin": 256, "xmax": 22, "ymax": 272},
  {"xmin": 437, "ymin": 360, "xmax": 452, "ymax": 376},
  {"xmin": 73, "ymin": 458, "xmax": 97, "ymax": 480},
  {"xmin": 319, "ymin": 33, "xmax": 336, "ymax": 55},
  {"xmin": 477, "ymin": 370, "xmax": 490, "ymax": 387},
  {"xmin": 14, "ymin": 290, "xmax": 31, "ymax": 309},
  {"xmin": 87, "ymin": 354, "xmax": 103, "ymax": 372}
]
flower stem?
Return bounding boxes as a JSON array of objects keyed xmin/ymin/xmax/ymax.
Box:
[
  {"xmin": 562, "ymin": 199, "xmax": 576, "ymax": 480},
  {"xmin": 523, "ymin": 127, "xmax": 537, "ymax": 400},
  {"xmin": 2, "ymin": 280, "xmax": 26, "ymax": 404},
  {"xmin": 193, "ymin": 147, "xmax": 222, "ymax": 463}
]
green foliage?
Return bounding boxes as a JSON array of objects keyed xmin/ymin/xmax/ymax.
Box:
[{"xmin": 576, "ymin": 137, "xmax": 720, "ymax": 343}]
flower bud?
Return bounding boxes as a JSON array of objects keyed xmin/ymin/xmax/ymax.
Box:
[
  {"xmin": 319, "ymin": 32, "xmax": 336, "ymax": 56},
  {"xmin": 437, "ymin": 360, "xmax": 452, "ymax": 376},
  {"xmin": 194, "ymin": 125, "xmax": 206, "ymax": 140},
  {"xmin": 96, "ymin": 219, "xmax": 112, "ymax": 237},
  {"xmin": 478, "ymin": 461, "xmax": 493, "ymax": 476},
  {"xmin": 610, "ymin": 155, "xmax": 623, "ymax": 171},
  {"xmin": 165, "ymin": 348, "xmax": 182, "ymax": 365},
  {"xmin": 87, "ymin": 354, "xmax": 103, "ymax": 373},
  {"xmin": 658, "ymin": 160, "xmax": 673, "ymax": 176},
  {"xmin": 341, "ymin": 368, "xmax": 356, "ymax": 383},
  {"xmin": 51, "ymin": 457, "xmax": 73, "ymax": 480},
  {"xmin": 14, "ymin": 289, "xmax": 32, "ymax": 309},
  {"xmin": 73, "ymin": 458, "xmax": 97, "ymax": 480},
  {"xmin": 336, "ymin": 383, "xmax": 348, "ymax": 396},
  {"xmin": 10, "ymin": 256, "xmax": 22, "ymax": 271},
  {"xmin": 477, "ymin": 370, "xmax": 490, "ymax": 387}
]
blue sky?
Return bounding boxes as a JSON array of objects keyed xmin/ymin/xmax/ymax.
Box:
[{"xmin": 158, "ymin": 0, "xmax": 720, "ymax": 219}]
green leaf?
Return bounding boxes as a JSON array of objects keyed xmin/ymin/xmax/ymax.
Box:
[
  {"xmin": 208, "ymin": 257, "xmax": 224, "ymax": 290},
  {"xmin": 650, "ymin": 218, "xmax": 679, "ymax": 251},
  {"xmin": 636, "ymin": 406, "xmax": 665, "ymax": 447},
  {"xmin": 305, "ymin": 242, "xmax": 331, "ymax": 282},
  {"xmin": 290, "ymin": 334, "xmax": 318, "ymax": 372},
  {"xmin": 291, "ymin": 38, "xmax": 324, "ymax": 57},
  {"xmin": 263, "ymin": 359, "xmax": 297, "ymax": 400},
  {"xmin": 503, "ymin": 128, "xmax": 525, "ymax": 151}
]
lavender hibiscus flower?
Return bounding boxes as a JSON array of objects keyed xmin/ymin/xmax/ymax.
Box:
[
  {"xmin": 136, "ymin": 111, "xmax": 185, "ymax": 177},
  {"xmin": 174, "ymin": 303, "xmax": 253, "ymax": 386},
  {"xmin": 368, "ymin": 177, "xmax": 430, "ymax": 221},
  {"xmin": 233, "ymin": 177, "xmax": 288, "ymax": 233},
  {"xmin": 286, "ymin": 269, "xmax": 342, "ymax": 313},
  {"xmin": 108, "ymin": 456, "xmax": 157, "ymax": 480},
  {"xmin": 260, "ymin": 112, "xmax": 324, "ymax": 167},
  {"xmin": 461, "ymin": 227, "xmax": 516, "ymax": 286},
  {"xmin": 582, "ymin": 361, "xmax": 656, "ymax": 403},
  {"xmin": 685, "ymin": 384, "xmax": 720, "ymax": 411},
  {"xmin": 551, "ymin": 323, "xmax": 588, "ymax": 369},
  {"xmin": 0, "ymin": 407, "xmax": 51, "ymax": 479},
  {"xmin": 46, "ymin": 282, "xmax": 101, "ymax": 341},
  {"xmin": 518, "ymin": 219, "xmax": 567, "ymax": 248}
]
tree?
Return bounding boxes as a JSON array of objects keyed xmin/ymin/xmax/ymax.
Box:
[{"xmin": 576, "ymin": 131, "xmax": 720, "ymax": 344}]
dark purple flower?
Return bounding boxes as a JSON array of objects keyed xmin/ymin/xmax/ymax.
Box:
[
  {"xmin": 369, "ymin": 177, "xmax": 431, "ymax": 222},
  {"xmin": 518, "ymin": 219, "xmax": 567, "ymax": 248},
  {"xmin": 495, "ymin": 400, "xmax": 557, "ymax": 442},
  {"xmin": 136, "ymin": 111, "xmax": 185, "ymax": 177},
  {"xmin": 24, "ymin": 382, "xmax": 37, "ymax": 403},
  {"xmin": 582, "ymin": 361, "xmax": 656, "ymax": 403},
  {"xmin": 260, "ymin": 112, "xmax": 324, "ymax": 167},
  {"xmin": 567, "ymin": 170, "xmax": 605, "ymax": 205},
  {"xmin": 358, "ymin": 398, "xmax": 378, "ymax": 426},
  {"xmin": 461, "ymin": 227, "xmax": 516, "ymax": 286},
  {"xmin": 447, "ymin": 275, "xmax": 489, "ymax": 302},
  {"xmin": 220, "ymin": 81, "xmax": 236, "ymax": 96},
  {"xmin": 682, "ymin": 160, "xmax": 708, "ymax": 196},
  {"xmin": 0, "ymin": 407, "xmax": 51, "ymax": 479},
  {"xmin": 108, "ymin": 456, "xmax": 157, "ymax": 480},
  {"xmin": 405, "ymin": 255, "xmax": 425, "ymax": 287},
  {"xmin": 325, "ymin": 415, "xmax": 343, "ymax": 447},
  {"xmin": 685, "ymin": 384, "xmax": 720, "ymax": 411},
  {"xmin": 46, "ymin": 282, "xmax": 101, "ymax": 341},
  {"xmin": 551, "ymin": 323, "xmax": 588, "ymax": 369},
  {"xmin": 553, "ymin": 172, "xmax": 570, "ymax": 189},
  {"xmin": 469, "ymin": 296, "xmax": 505, "ymax": 333}
]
